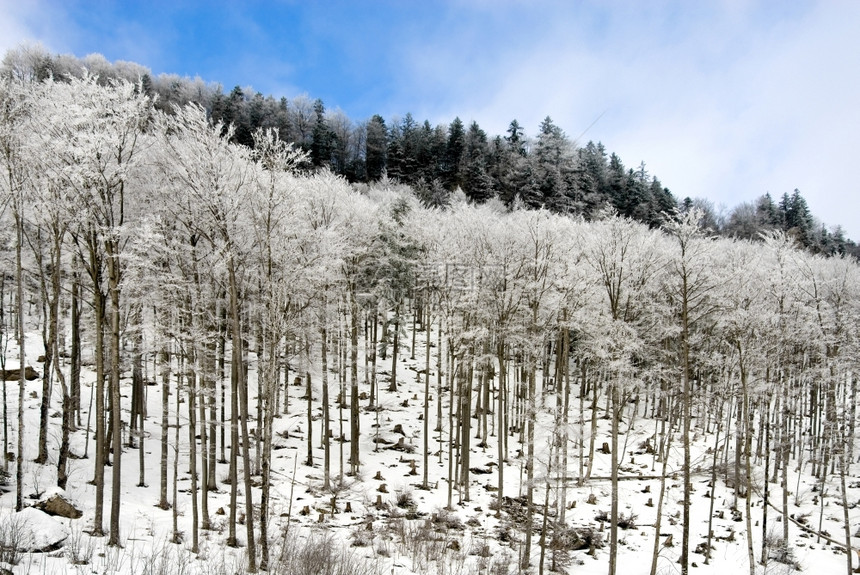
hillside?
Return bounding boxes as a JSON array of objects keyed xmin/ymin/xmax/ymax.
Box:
[
  {"xmin": 1, "ymin": 310, "xmax": 857, "ymax": 575},
  {"xmin": 1, "ymin": 69, "xmax": 859, "ymax": 575}
]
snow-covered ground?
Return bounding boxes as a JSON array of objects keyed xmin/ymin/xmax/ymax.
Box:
[{"xmin": 0, "ymin": 322, "xmax": 856, "ymax": 575}]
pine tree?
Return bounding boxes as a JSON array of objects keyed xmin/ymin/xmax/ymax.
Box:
[
  {"xmin": 365, "ymin": 114, "xmax": 387, "ymax": 181},
  {"xmin": 444, "ymin": 117, "xmax": 465, "ymax": 189},
  {"xmin": 462, "ymin": 121, "xmax": 493, "ymax": 202},
  {"xmin": 311, "ymin": 98, "xmax": 334, "ymax": 168}
]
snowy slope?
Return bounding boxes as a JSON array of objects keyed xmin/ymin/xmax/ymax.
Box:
[{"xmin": 0, "ymin": 322, "xmax": 856, "ymax": 575}]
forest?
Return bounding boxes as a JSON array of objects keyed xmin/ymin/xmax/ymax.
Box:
[
  {"xmin": 1, "ymin": 47, "xmax": 860, "ymax": 575},
  {"xmin": 7, "ymin": 45, "xmax": 857, "ymax": 259}
]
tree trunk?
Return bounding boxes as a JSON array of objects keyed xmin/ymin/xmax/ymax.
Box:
[
  {"xmin": 71, "ymin": 262, "xmax": 82, "ymax": 428},
  {"xmin": 495, "ymin": 339, "xmax": 506, "ymax": 516},
  {"xmin": 558, "ymin": 322, "xmax": 571, "ymax": 524},
  {"xmin": 228, "ymin": 261, "xmax": 256, "ymax": 572},
  {"xmin": 679, "ymin": 264, "xmax": 692, "ymax": 575},
  {"xmin": 14, "ymin": 210, "xmax": 25, "ymax": 513},
  {"xmin": 460, "ymin": 354, "xmax": 472, "ymax": 501},
  {"xmin": 157, "ymin": 309, "xmax": 171, "ymax": 511},
  {"xmin": 130, "ymin": 305, "xmax": 146, "ymax": 488},
  {"xmin": 1, "ymin": 277, "xmax": 8, "ymax": 475},
  {"xmin": 369, "ymin": 312, "xmax": 377, "ymax": 407},
  {"xmin": 172, "ymin": 359, "xmax": 181, "ymax": 544},
  {"xmin": 609, "ymin": 379, "xmax": 620, "ymax": 575},
  {"xmin": 739, "ymin": 359, "xmax": 756, "ymax": 575},
  {"xmin": 199, "ymin": 343, "xmax": 210, "ymax": 530},
  {"xmin": 704, "ymin": 397, "xmax": 724, "ymax": 565},
  {"xmin": 586, "ymin": 370, "xmax": 599, "ymax": 481},
  {"xmin": 350, "ymin": 287, "xmax": 360, "ymax": 475},
  {"xmin": 219, "ymin": 298, "xmax": 228, "ymax": 463},
  {"xmin": 521, "ymin": 359, "xmax": 537, "ymax": 571},
  {"xmin": 49, "ymin": 235, "xmax": 70, "ymax": 491},
  {"xmin": 259, "ymin": 329, "xmax": 278, "ymax": 571},
  {"xmin": 321, "ymin": 320, "xmax": 331, "ymax": 490},
  {"xmin": 187, "ymin": 347, "xmax": 199, "ymax": 554},
  {"xmin": 305, "ymin": 364, "xmax": 313, "ymax": 467},
  {"xmin": 422, "ymin": 302, "xmax": 431, "ymax": 489},
  {"xmin": 35, "ymin": 270, "xmax": 52, "ymax": 466},
  {"xmin": 207, "ymin": 333, "xmax": 218, "ymax": 492},
  {"xmin": 107, "ymin": 240, "xmax": 123, "ymax": 547},
  {"xmin": 388, "ymin": 302, "xmax": 400, "ymax": 392},
  {"xmin": 89, "ymin": 238, "xmax": 106, "ymax": 536},
  {"xmin": 227, "ymin": 330, "xmax": 239, "ymax": 547},
  {"xmin": 649, "ymin": 397, "xmax": 677, "ymax": 575}
]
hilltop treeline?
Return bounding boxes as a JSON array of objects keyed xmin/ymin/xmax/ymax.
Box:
[{"xmin": 2, "ymin": 43, "xmax": 855, "ymax": 258}]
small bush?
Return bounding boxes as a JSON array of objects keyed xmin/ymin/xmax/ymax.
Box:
[
  {"xmin": 766, "ymin": 532, "xmax": 801, "ymax": 571},
  {"xmin": 0, "ymin": 513, "xmax": 26, "ymax": 566},
  {"xmin": 595, "ymin": 509, "xmax": 636, "ymax": 529},
  {"xmin": 395, "ymin": 489, "xmax": 415, "ymax": 509},
  {"xmin": 432, "ymin": 508, "xmax": 464, "ymax": 531},
  {"xmin": 551, "ymin": 526, "xmax": 604, "ymax": 551},
  {"xmin": 350, "ymin": 527, "xmax": 374, "ymax": 548},
  {"xmin": 65, "ymin": 524, "xmax": 95, "ymax": 565},
  {"xmin": 617, "ymin": 511, "xmax": 637, "ymax": 530}
]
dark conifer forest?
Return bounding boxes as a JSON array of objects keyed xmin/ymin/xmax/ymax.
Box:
[{"xmin": 14, "ymin": 47, "xmax": 857, "ymax": 257}]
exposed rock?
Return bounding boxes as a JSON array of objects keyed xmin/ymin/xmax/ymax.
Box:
[
  {"xmin": 35, "ymin": 492, "xmax": 82, "ymax": 519},
  {"xmin": 0, "ymin": 366, "xmax": 39, "ymax": 381}
]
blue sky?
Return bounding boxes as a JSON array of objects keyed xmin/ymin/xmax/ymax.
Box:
[{"xmin": 2, "ymin": 0, "xmax": 859, "ymax": 238}]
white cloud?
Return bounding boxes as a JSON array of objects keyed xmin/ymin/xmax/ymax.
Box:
[
  {"xmin": 0, "ymin": 1, "xmax": 43, "ymax": 54},
  {"xmin": 396, "ymin": 0, "xmax": 860, "ymax": 238},
  {"xmin": 0, "ymin": 0, "xmax": 78, "ymax": 58}
]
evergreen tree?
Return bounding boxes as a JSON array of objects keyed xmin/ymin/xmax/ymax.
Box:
[
  {"xmin": 574, "ymin": 141, "xmax": 610, "ymax": 217},
  {"xmin": 444, "ymin": 117, "xmax": 465, "ymax": 189},
  {"xmin": 606, "ymin": 153, "xmax": 627, "ymax": 214},
  {"xmin": 225, "ymin": 86, "xmax": 252, "ymax": 147},
  {"xmin": 462, "ymin": 121, "xmax": 493, "ymax": 202},
  {"xmin": 780, "ymin": 189, "xmax": 814, "ymax": 247},
  {"xmin": 649, "ymin": 176, "xmax": 676, "ymax": 223},
  {"xmin": 533, "ymin": 116, "xmax": 575, "ymax": 211},
  {"xmin": 399, "ymin": 113, "xmax": 420, "ymax": 183},
  {"xmin": 310, "ymin": 98, "xmax": 334, "ymax": 168},
  {"xmin": 365, "ymin": 114, "xmax": 387, "ymax": 181},
  {"xmin": 386, "ymin": 120, "xmax": 404, "ymax": 181},
  {"xmin": 505, "ymin": 119, "xmax": 526, "ymax": 156},
  {"xmin": 247, "ymin": 92, "xmax": 265, "ymax": 136},
  {"xmin": 275, "ymin": 97, "xmax": 290, "ymax": 139}
]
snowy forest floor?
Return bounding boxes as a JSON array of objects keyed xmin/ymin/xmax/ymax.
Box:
[{"xmin": 0, "ymin": 316, "xmax": 858, "ymax": 575}]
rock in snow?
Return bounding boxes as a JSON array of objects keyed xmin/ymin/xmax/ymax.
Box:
[
  {"xmin": 35, "ymin": 487, "xmax": 82, "ymax": 519},
  {"xmin": 0, "ymin": 507, "xmax": 69, "ymax": 552}
]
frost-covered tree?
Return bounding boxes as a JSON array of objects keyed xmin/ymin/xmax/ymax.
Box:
[
  {"xmin": 32, "ymin": 74, "xmax": 152, "ymax": 544},
  {"xmin": 157, "ymin": 103, "xmax": 258, "ymax": 569},
  {"xmin": 581, "ymin": 213, "xmax": 662, "ymax": 575}
]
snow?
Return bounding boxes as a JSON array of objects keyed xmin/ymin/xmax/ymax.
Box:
[
  {"xmin": 0, "ymin": 324, "xmax": 856, "ymax": 575},
  {"xmin": 0, "ymin": 507, "xmax": 68, "ymax": 552}
]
